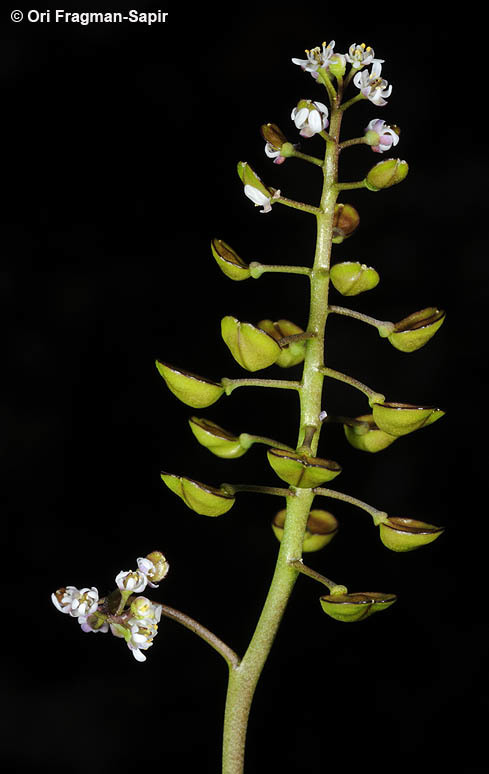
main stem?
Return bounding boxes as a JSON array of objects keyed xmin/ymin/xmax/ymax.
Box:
[{"xmin": 221, "ymin": 105, "xmax": 343, "ymax": 774}]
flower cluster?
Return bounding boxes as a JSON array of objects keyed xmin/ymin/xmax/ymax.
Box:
[
  {"xmin": 51, "ymin": 551, "xmax": 169, "ymax": 662},
  {"xmin": 292, "ymin": 40, "xmax": 392, "ymax": 106}
]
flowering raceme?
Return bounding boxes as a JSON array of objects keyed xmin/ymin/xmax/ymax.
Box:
[{"xmin": 51, "ymin": 551, "xmax": 168, "ymax": 662}]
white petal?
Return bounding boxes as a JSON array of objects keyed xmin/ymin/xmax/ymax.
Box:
[
  {"xmin": 308, "ymin": 110, "xmax": 322, "ymax": 134},
  {"xmin": 244, "ymin": 185, "xmax": 269, "ymax": 207},
  {"xmin": 131, "ymin": 648, "xmax": 146, "ymax": 662}
]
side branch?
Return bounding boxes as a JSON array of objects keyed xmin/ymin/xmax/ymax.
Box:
[
  {"xmin": 313, "ymin": 487, "xmax": 388, "ymax": 525},
  {"xmin": 319, "ymin": 365, "xmax": 385, "ymax": 405},
  {"xmin": 160, "ymin": 604, "xmax": 240, "ymax": 670},
  {"xmin": 221, "ymin": 377, "xmax": 301, "ymax": 395}
]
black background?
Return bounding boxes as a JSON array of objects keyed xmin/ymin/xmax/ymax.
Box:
[{"xmin": 2, "ymin": 7, "xmax": 486, "ymax": 774}]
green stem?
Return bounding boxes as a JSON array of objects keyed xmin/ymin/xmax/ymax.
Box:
[
  {"xmin": 289, "ymin": 149, "xmax": 324, "ymax": 167},
  {"xmin": 221, "ymin": 377, "xmax": 300, "ymax": 395},
  {"xmin": 249, "ymin": 262, "xmax": 311, "ymax": 278},
  {"xmin": 328, "ymin": 304, "xmax": 394, "ymax": 332},
  {"xmin": 319, "ymin": 365, "xmax": 385, "ymax": 405},
  {"xmin": 334, "ymin": 180, "xmax": 367, "ymax": 191},
  {"xmin": 220, "ymin": 483, "xmax": 294, "ymax": 499},
  {"xmin": 339, "ymin": 137, "xmax": 368, "ymax": 150},
  {"xmin": 287, "ymin": 559, "xmax": 344, "ymax": 593},
  {"xmin": 159, "ymin": 604, "xmax": 240, "ymax": 670},
  {"xmin": 221, "ymin": 99, "xmax": 344, "ymax": 774},
  {"xmin": 274, "ymin": 195, "xmax": 321, "ymax": 216},
  {"xmin": 314, "ymin": 487, "xmax": 388, "ymax": 525}
]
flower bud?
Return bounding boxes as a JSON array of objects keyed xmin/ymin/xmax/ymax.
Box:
[
  {"xmin": 332, "ymin": 203, "xmax": 360, "ymax": 243},
  {"xmin": 379, "ymin": 516, "xmax": 444, "ymax": 552},
  {"xmin": 138, "ymin": 551, "xmax": 169, "ymax": 584},
  {"xmin": 365, "ymin": 158, "xmax": 409, "ymax": 190},
  {"xmin": 156, "ymin": 361, "xmax": 224, "ymax": 408},
  {"xmin": 320, "ymin": 591, "xmax": 397, "ymax": 622},
  {"xmin": 330, "ymin": 262, "xmax": 379, "ymax": 296},
  {"xmin": 267, "ymin": 448, "xmax": 341, "ymax": 488},
  {"xmin": 272, "ymin": 508, "xmax": 338, "ymax": 552},
  {"xmin": 343, "ymin": 414, "xmax": 398, "ymax": 453},
  {"xmin": 257, "ymin": 319, "xmax": 306, "ymax": 368},
  {"xmin": 160, "ymin": 472, "xmax": 235, "ymax": 517},
  {"xmin": 211, "ymin": 239, "xmax": 251, "ymax": 281},
  {"xmin": 372, "ymin": 402, "xmax": 445, "ymax": 437},
  {"xmin": 188, "ymin": 416, "xmax": 248, "ymax": 459},
  {"xmin": 261, "ymin": 122, "xmax": 288, "ymax": 149},
  {"xmin": 221, "ymin": 316, "xmax": 282, "ymax": 371},
  {"xmin": 385, "ymin": 307, "xmax": 446, "ymax": 352}
]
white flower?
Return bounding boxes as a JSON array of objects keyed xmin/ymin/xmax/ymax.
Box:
[
  {"xmin": 127, "ymin": 621, "xmax": 158, "ymax": 662},
  {"xmin": 244, "ymin": 185, "xmax": 272, "ymax": 213},
  {"xmin": 365, "ymin": 119, "xmax": 400, "ymax": 153},
  {"xmin": 115, "ymin": 570, "xmax": 148, "ymax": 594},
  {"xmin": 345, "ymin": 43, "xmax": 383, "ymax": 70},
  {"xmin": 51, "ymin": 586, "xmax": 99, "ymax": 618},
  {"xmin": 353, "ymin": 61, "xmax": 392, "ymax": 106},
  {"xmin": 292, "ymin": 41, "xmax": 335, "ymax": 74},
  {"xmin": 291, "ymin": 101, "xmax": 329, "ymax": 138}
]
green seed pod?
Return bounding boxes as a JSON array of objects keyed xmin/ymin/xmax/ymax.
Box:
[
  {"xmin": 386, "ymin": 307, "xmax": 446, "ymax": 353},
  {"xmin": 372, "ymin": 402, "xmax": 445, "ymax": 437},
  {"xmin": 365, "ymin": 158, "xmax": 409, "ymax": 191},
  {"xmin": 211, "ymin": 239, "xmax": 251, "ymax": 281},
  {"xmin": 188, "ymin": 416, "xmax": 248, "ymax": 459},
  {"xmin": 330, "ymin": 261, "xmax": 380, "ymax": 296},
  {"xmin": 329, "ymin": 53, "xmax": 346, "ymax": 78},
  {"xmin": 156, "ymin": 361, "xmax": 224, "ymax": 408},
  {"xmin": 379, "ymin": 516, "xmax": 444, "ymax": 552},
  {"xmin": 343, "ymin": 414, "xmax": 398, "ymax": 453},
  {"xmin": 272, "ymin": 508, "xmax": 338, "ymax": 552},
  {"xmin": 221, "ymin": 316, "xmax": 282, "ymax": 371},
  {"xmin": 257, "ymin": 319, "xmax": 306, "ymax": 368},
  {"xmin": 267, "ymin": 448, "xmax": 342, "ymax": 488},
  {"xmin": 160, "ymin": 472, "xmax": 235, "ymax": 517},
  {"xmin": 320, "ymin": 591, "xmax": 397, "ymax": 622},
  {"xmin": 332, "ymin": 203, "xmax": 360, "ymax": 243}
]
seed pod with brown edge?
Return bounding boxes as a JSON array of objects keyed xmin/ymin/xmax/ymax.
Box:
[
  {"xmin": 156, "ymin": 361, "xmax": 224, "ymax": 408},
  {"xmin": 272, "ymin": 508, "xmax": 338, "ymax": 552},
  {"xmin": 365, "ymin": 158, "xmax": 409, "ymax": 190},
  {"xmin": 320, "ymin": 591, "xmax": 397, "ymax": 622},
  {"xmin": 211, "ymin": 239, "xmax": 251, "ymax": 281},
  {"xmin": 372, "ymin": 402, "xmax": 445, "ymax": 437},
  {"xmin": 267, "ymin": 448, "xmax": 342, "ymax": 488},
  {"xmin": 343, "ymin": 414, "xmax": 398, "ymax": 453},
  {"xmin": 379, "ymin": 516, "xmax": 444, "ymax": 552},
  {"xmin": 188, "ymin": 416, "xmax": 248, "ymax": 459},
  {"xmin": 332, "ymin": 203, "xmax": 360, "ymax": 243},
  {"xmin": 330, "ymin": 261, "xmax": 380, "ymax": 296},
  {"xmin": 384, "ymin": 307, "xmax": 446, "ymax": 353},
  {"xmin": 221, "ymin": 316, "xmax": 282, "ymax": 371},
  {"xmin": 257, "ymin": 319, "xmax": 306, "ymax": 368},
  {"xmin": 160, "ymin": 472, "xmax": 235, "ymax": 517}
]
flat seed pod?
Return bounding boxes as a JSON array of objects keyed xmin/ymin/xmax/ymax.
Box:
[
  {"xmin": 188, "ymin": 417, "xmax": 247, "ymax": 459},
  {"xmin": 343, "ymin": 414, "xmax": 398, "ymax": 453},
  {"xmin": 272, "ymin": 508, "xmax": 338, "ymax": 552},
  {"xmin": 156, "ymin": 361, "xmax": 224, "ymax": 408},
  {"xmin": 267, "ymin": 448, "xmax": 341, "ymax": 488},
  {"xmin": 160, "ymin": 472, "xmax": 235, "ymax": 517},
  {"xmin": 330, "ymin": 262, "xmax": 379, "ymax": 296},
  {"xmin": 387, "ymin": 307, "xmax": 446, "ymax": 352},
  {"xmin": 211, "ymin": 239, "xmax": 251, "ymax": 281},
  {"xmin": 221, "ymin": 316, "xmax": 282, "ymax": 371},
  {"xmin": 379, "ymin": 516, "xmax": 444, "ymax": 552},
  {"xmin": 372, "ymin": 402, "xmax": 445, "ymax": 437},
  {"xmin": 320, "ymin": 591, "xmax": 397, "ymax": 622}
]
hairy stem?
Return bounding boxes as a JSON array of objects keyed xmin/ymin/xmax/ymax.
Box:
[{"xmin": 221, "ymin": 99, "xmax": 343, "ymax": 774}]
